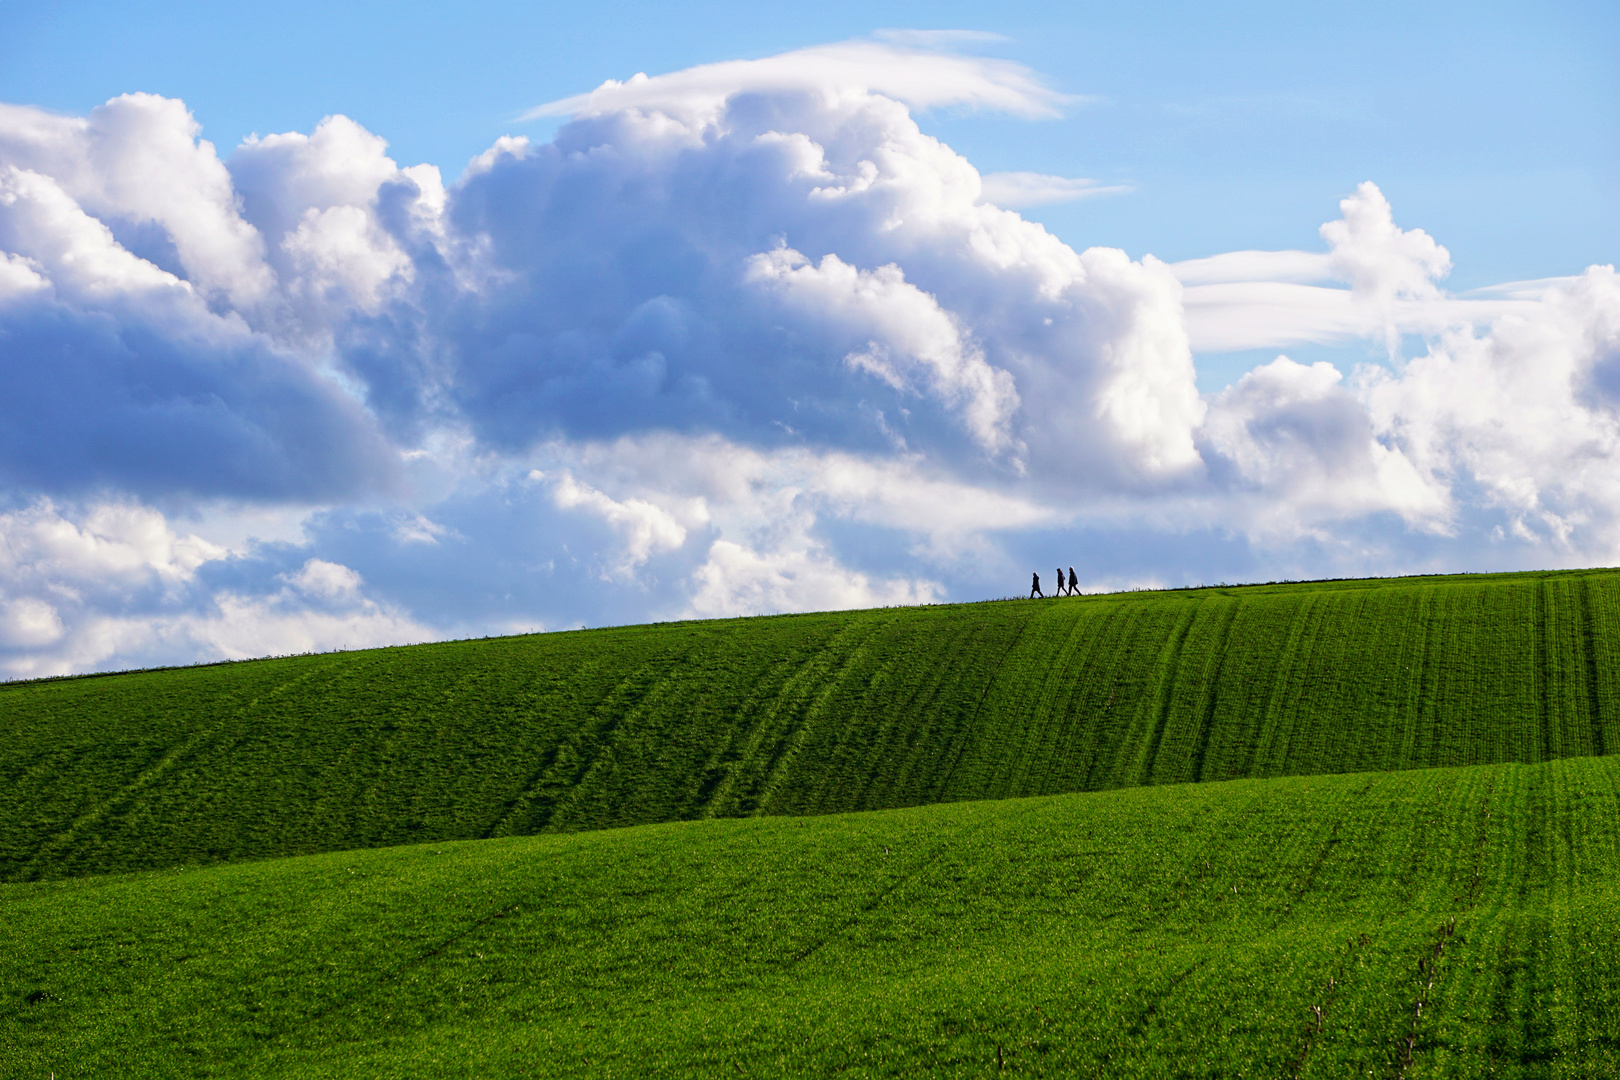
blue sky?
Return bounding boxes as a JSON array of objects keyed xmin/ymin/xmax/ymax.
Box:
[
  {"xmin": 7, "ymin": 0, "xmax": 1614, "ymax": 284},
  {"xmin": 0, "ymin": 1, "xmax": 1616, "ymax": 675}
]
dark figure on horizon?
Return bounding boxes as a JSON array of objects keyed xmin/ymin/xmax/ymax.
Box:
[
  {"xmin": 1068, "ymin": 567, "xmax": 1079, "ymax": 595},
  {"xmin": 1057, "ymin": 568, "xmax": 1067, "ymax": 597},
  {"xmin": 1031, "ymin": 572, "xmax": 1044, "ymax": 599}
]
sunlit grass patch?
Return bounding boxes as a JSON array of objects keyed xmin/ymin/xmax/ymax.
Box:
[{"xmin": 5, "ymin": 757, "xmax": 1618, "ymax": 1076}]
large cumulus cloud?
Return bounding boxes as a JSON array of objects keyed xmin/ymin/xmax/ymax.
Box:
[
  {"xmin": 0, "ymin": 96, "xmax": 398, "ymax": 500},
  {"xmin": 0, "ymin": 39, "xmax": 1617, "ymax": 677},
  {"xmin": 365, "ymin": 77, "xmax": 1204, "ymax": 485}
]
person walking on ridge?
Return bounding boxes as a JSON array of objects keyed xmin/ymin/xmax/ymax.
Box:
[
  {"xmin": 1031, "ymin": 572, "xmax": 1044, "ymax": 599},
  {"xmin": 1057, "ymin": 568, "xmax": 1067, "ymax": 597},
  {"xmin": 1068, "ymin": 566, "xmax": 1079, "ymax": 596}
]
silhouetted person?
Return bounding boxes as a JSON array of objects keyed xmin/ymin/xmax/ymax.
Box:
[
  {"xmin": 1068, "ymin": 567, "xmax": 1079, "ymax": 595},
  {"xmin": 1030, "ymin": 572, "xmax": 1044, "ymax": 599},
  {"xmin": 1057, "ymin": 568, "xmax": 1067, "ymax": 597}
]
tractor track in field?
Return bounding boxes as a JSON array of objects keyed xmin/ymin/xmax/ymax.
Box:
[
  {"xmin": 1390, "ymin": 778, "xmax": 1496, "ymax": 1079},
  {"xmin": 1266, "ymin": 784, "xmax": 1374, "ymax": 1077},
  {"xmin": 293, "ymin": 892, "xmax": 528, "ymax": 1033},
  {"xmin": 1578, "ymin": 576, "xmax": 1607, "ymax": 757},
  {"xmin": 782, "ymin": 838, "xmax": 952, "ymax": 971},
  {"xmin": 932, "ymin": 607, "xmax": 1037, "ymax": 798},
  {"xmin": 1289, "ymin": 931, "xmax": 1374, "ymax": 1078},
  {"xmin": 13, "ymin": 660, "xmax": 338, "ymax": 881}
]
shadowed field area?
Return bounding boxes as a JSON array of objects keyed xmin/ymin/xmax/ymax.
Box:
[{"xmin": 6, "ymin": 567, "xmax": 1620, "ymax": 881}]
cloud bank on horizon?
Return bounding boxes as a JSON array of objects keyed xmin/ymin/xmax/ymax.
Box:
[{"xmin": 0, "ymin": 38, "xmax": 1616, "ymax": 677}]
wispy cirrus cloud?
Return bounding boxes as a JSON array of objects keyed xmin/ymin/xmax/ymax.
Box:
[
  {"xmin": 521, "ymin": 38, "xmax": 1072, "ymax": 122},
  {"xmin": 977, "ymin": 171, "xmax": 1131, "ymax": 208},
  {"xmin": 1172, "ymin": 183, "xmax": 1544, "ymax": 353}
]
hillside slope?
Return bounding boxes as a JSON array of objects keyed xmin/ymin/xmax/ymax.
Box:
[
  {"xmin": 5, "ymin": 567, "xmax": 1620, "ymax": 880},
  {"xmin": 5, "ymin": 756, "xmax": 1617, "ymax": 1077}
]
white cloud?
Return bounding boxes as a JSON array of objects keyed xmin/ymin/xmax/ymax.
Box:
[
  {"xmin": 548, "ymin": 432, "xmax": 1055, "ymax": 545},
  {"xmin": 0, "ymin": 502, "xmax": 431, "ymax": 679},
  {"xmin": 0, "ymin": 105, "xmax": 402, "ymax": 502},
  {"xmin": 0, "ymin": 165, "xmax": 193, "ymax": 304},
  {"xmin": 1175, "ymin": 183, "xmax": 1536, "ymax": 354},
  {"xmin": 282, "ymin": 203, "xmax": 412, "ymax": 310},
  {"xmin": 0, "ymin": 249, "xmax": 49, "ymax": 299},
  {"xmin": 542, "ymin": 468, "xmax": 689, "ymax": 572},
  {"xmin": 417, "ymin": 58, "xmax": 1210, "ymax": 487},
  {"xmin": 1364, "ymin": 265, "xmax": 1620, "ymax": 547},
  {"xmin": 978, "ymin": 172, "xmax": 1130, "ymax": 208},
  {"xmin": 35, "ymin": 595, "xmax": 432, "ymax": 677},
  {"xmin": 285, "ymin": 557, "xmax": 364, "ymax": 599},
  {"xmin": 1203, "ymin": 356, "xmax": 1447, "ymax": 536},
  {"xmin": 1458, "ymin": 276, "xmax": 1582, "ymax": 302},
  {"xmin": 391, "ymin": 512, "xmax": 451, "ymax": 545},
  {"xmin": 2, "ymin": 44, "xmax": 1619, "ymax": 675},
  {"xmin": 229, "ymin": 114, "xmax": 445, "ymax": 332},
  {"xmin": 871, "ymin": 29, "xmax": 1011, "ymax": 48},
  {"xmin": 186, "ymin": 591, "xmax": 427, "ymax": 661},
  {"xmin": 745, "ymin": 248, "xmax": 1021, "ymax": 455},
  {"xmin": 523, "ymin": 39, "xmax": 1068, "ymax": 124},
  {"xmin": 0, "ymin": 500, "xmax": 225, "ymax": 588},
  {"xmin": 0, "ymin": 597, "xmax": 64, "ymax": 648},
  {"xmin": 234, "ymin": 115, "xmax": 403, "ymax": 222},
  {"xmin": 686, "ymin": 536, "xmax": 942, "ymax": 619},
  {"xmin": 0, "ymin": 94, "xmax": 273, "ymax": 308},
  {"xmin": 1323, "ymin": 181, "xmax": 1451, "ymax": 303},
  {"xmin": 1170, "ymin": 249, "xmax": 1337, "ymax": 287}
]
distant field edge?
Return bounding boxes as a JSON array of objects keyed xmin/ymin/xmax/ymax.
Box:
[{"xmin": 6, "ymin": 563, "xmax": 1614, "ymax": 688}]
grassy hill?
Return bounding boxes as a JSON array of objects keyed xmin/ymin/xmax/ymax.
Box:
[
  {"xmin": 6, "ymin": 755, "xmax": 1617, "ymax": 1077},
  {"xmin": 6, "ymin": 567, "xmax": 1620, "ymax": 881}
]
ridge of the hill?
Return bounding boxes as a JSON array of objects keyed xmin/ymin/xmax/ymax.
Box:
[
  {"xmin": 4, "ymin": 566, "xmax": 1620, "ymax": 881},
  {"xmin": 5, "ymin": 755, "xmax": 1617, "ymax": 1076}
]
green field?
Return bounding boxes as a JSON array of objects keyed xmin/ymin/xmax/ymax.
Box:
[
  {"xmin": 6, "ymin": 755, "xmax": 1618, "ymax": 1077},
  {"xmin": 8, "ymin": 567, "xmax": 1620, "ymax": 1076},
  {"xmin": 5, "ymin": 568, "xmax": 1620, "ymax": 882}
]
